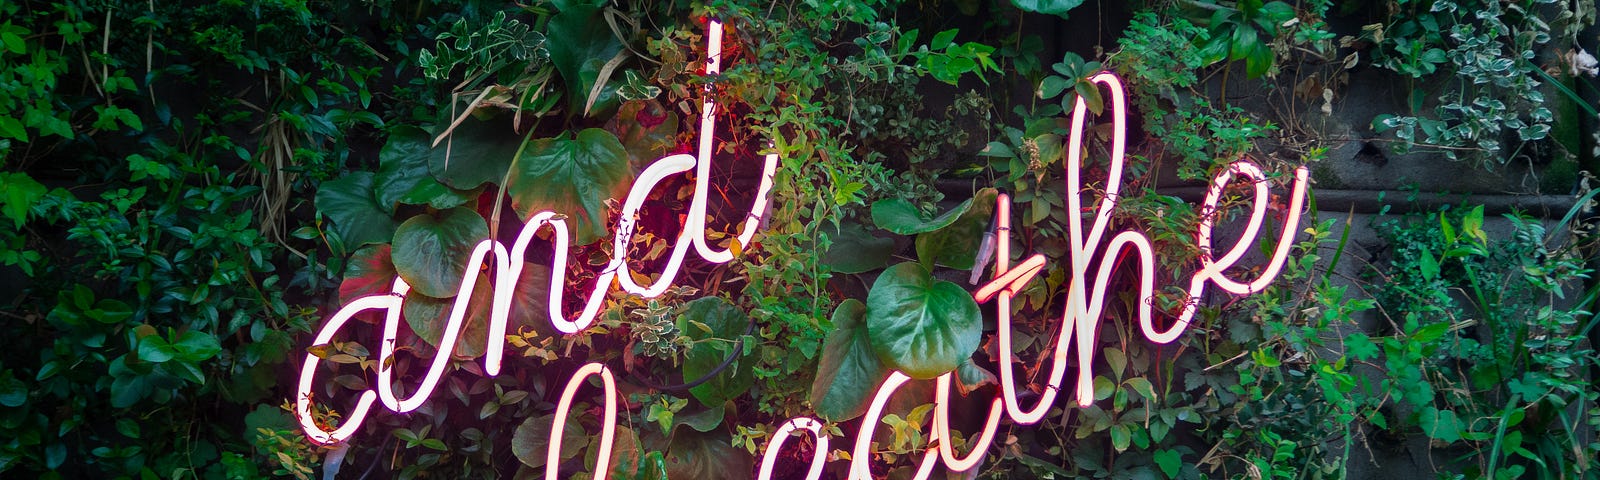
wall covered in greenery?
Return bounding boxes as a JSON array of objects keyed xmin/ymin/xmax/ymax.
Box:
[{"xmin": 1, "ymin": 0, "xmax": 1597, "ymax": 479}]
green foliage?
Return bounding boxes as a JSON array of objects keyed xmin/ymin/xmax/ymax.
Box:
[
  {"xmin": 4, "ymin": 0, "xmax": 1592, "ymax": 478},
  {"xmin": 418, "ymin": 11, "xmax": 548, "ymax": 87},
  {"xmin": 1194, "ymin": 0, "xmax": 1297, "ymax": 78},
  {"xmin": 1368, "ymin": 0, "xmax": 1587, "ymax": 164}
]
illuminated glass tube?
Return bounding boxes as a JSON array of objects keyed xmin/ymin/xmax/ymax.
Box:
[{"xmin": 756, "ymin": 417, "xmax": 829, "ymax": 480}]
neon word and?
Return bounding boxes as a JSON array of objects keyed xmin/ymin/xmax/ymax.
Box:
[{"xmin": 296, "ymin": 20, "xmax": 1309, "ymax": 480}]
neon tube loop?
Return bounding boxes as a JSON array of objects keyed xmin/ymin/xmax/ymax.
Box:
[{"xmin": 297, "ymin": 17, "xmax": 1311, "ymax": 480}]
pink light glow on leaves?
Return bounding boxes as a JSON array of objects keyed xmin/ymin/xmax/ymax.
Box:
[{"xmin": 296, "ymin": 18, "xmax": 1309, "ymax": 480}]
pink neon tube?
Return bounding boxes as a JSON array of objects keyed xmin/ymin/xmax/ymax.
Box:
[
  {"xmin": 548, "ymin": 363, "xmax": 617, "ymax": 479},
  {"xmin": 1150, "ymin": 163, "xmax": 1309, "ymax": 343},
  {"xmin": 297, "ymin": 17, "xmax": 784, "ymax": 447},
  {"xmin": 756, "ymin": 417, "xmax": 830, "ymax": 480},
  {"xmin": 932, "ymin": 373, "xmax": 1003, "ymax": 471},
  {"xmin": 296, "ymin": 291, "xmax": 397, "ymax": 444},
  {"xmin": 688, "ymin": 20, "xmax": 779, "ymax": 264}
]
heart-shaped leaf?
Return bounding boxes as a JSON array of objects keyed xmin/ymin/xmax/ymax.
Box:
[
  {"xmin": 428, "ymin": 117, "xmax": 524, "ymax": 190},
  {"xmin": 866, "ymin": 262, "xmax": 982, "ymax": 379},
  {"xmin": 402, "ymin": 273, "xmax": 491, "ymax": 359},
  {"xmin": 315, "ymin": 172, "xmax": 399, "ymax": 249},
  {"xmin": 678, "ymin": 297, "xmax": 754, "ymax": 407},
  {"xmin": 915, "ymin": 188, "xmax": 997, "ymax": 270},
  {"xmin": 507, "ymin": 128, "xmax": 632, "ymax": 246},
  {"xmin": 872, "ymin": 197, "xmax": 974, "ymax": 235},
  {"xmin": 808, "ymin": 299, "xmax": 890, "ymax": 422},
  {"xmin": 391, "ymin": 207, "xmax": 488, "ymax": 298}
]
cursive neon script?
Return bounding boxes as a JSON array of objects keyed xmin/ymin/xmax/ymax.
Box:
[{"xmin": 295, "ymin": 19, "xmax": 1310, "ymax": 479}]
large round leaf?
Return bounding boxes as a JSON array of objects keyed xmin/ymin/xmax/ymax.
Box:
[
  {"xmin": 315, "ymin": 172, "xmax": 399, "ymax": 249},
  {"xmin": 807, "ymin": 299, "xmax": 890, "ymax": 422},
  {"xmin": 402, "ymin": 273, "xmax": 491, "ymax": 359},
  {"xmin": 376, "ymin": 126, "xmax": 474, "ymax": 212},
  {"xmin": 428, "ymin": 117, "xmax": 524, "ymax": 190},
  {"xmin": 866, "ymin": 262, "xmax": 982, "ymax": 379},
  {"xmin": 915, "ymin": 188, "xmax": 998, "ymax": 270},
  {"xmin": 506, "ymin": 128, "xmax": 632, "ymax": 246},
  {"xmin": 391, "ymin": 207, "xmax": 488, "ymax": 298},
  {"xmin": 677, "ymin": 297, "xmax": 754, "ymax": 407},
  {"xmin": 871, "ymin": 197, "xmax": 974, "ymax": 235}
]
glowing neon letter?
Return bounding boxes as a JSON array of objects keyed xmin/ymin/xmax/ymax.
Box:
[
  {"xmin": 756, "ymin": 417, "xmax": 830, "ymax": 480},
  {"xmin": 296, "ymin": 18, "xmax": 781, "ymax": 451},
  {"xmin": 296, "ymin": 283, "xmax": 402, "ymax": 444},
  {"xmin": 548, "ymin": 363, "xmax": 618, "ymax": 480}
]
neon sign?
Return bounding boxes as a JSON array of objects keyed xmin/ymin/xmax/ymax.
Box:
[{"xmin": 296, "ymin": 19, "xmax": 1309, "ymax": 479}]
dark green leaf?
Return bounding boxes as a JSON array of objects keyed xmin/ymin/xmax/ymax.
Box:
[
  {"xmin": 678, "ymin": 297, "xmax": 754, "ymax": 407},
  {"xmin": 0, "ymin": 172, "xmax": 46, "ymax": 227},
  {"xmin": 821, "ymin": 222, "xmax": 894, "ymax": 274},
  {"xmin": 1420, "ymin": 407, "xmax": 1463, "ymax": 443},
  {"xmin": 391, "ymin": 207, "xmax": 488, "ymax": 298},
  {"xmin": 0, "ymin": 373, "xmax": 26, "ymax": 407},
  {"xmin": 930, "ymin": 29, "xmax": 958, "ymax": 51},
  {"xmin": 138, "ymin": 335, "xmax": 174, "ymax": 363},
  {"xmin": 1039, "ymin": 76, "xmax": 1069, "ymax": 99},
  {"xmin": 673, "ymin": 402, "xmax": 728, "ymax": 433},
  {"xmin": 0, "ymin": 115, "xmax": 26, "ymax": 142},
  {"xmin": 808, "ymin": 299, "xmax": 891, "ymax": 422},
  {"xmin": 378, "ymin": 127, "xmax": 475, "ymax": 211},
  {"xmin": 1259, "ymin": 1, "xmax": 1295, "ymax": 24},
  {"xmin": 316, "ymin": 172, "xmax": 400, "ymax": 249},
  {"xmin": 547, "ymin": 1, "xmax": 624, "ymax": 116},
  {"xmin": 1245, "ymin": 42, "xmax": 1273, "ymax": 78},
  {"xmin": 871, "ymin": 197, "xmax": 974, "ymax": 235},
  {"xmin": 914, "ymin": 188, "xmax": 996, "ymax": 269},
  {"xmin": 1229, "ymin": 24, "xmax": 1258, "ymax": 62},
  {"xmin": 429, "ymin": 117, "xmax": 524, "ymax": 190},
  {"xmin": 665, "ymin": 429, "xmax": 752, "ymax": 480},
  {"xmin": 866, "ymin": 262, "xmax": 982, "ymax": 379},
  {"xmin": 506, "ymin": 129, "xmax": 632, "ymax": 246},
  {"xmin": 170, "ymin": 331, "xmax": 222, "ymax": 363},
  {"xmin": 1153, "ymin": 449, "xmax": 1182, "ymax": 479}
]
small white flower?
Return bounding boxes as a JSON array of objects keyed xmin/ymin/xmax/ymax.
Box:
[{"xmin": 1568, "ymin": 48, "xmax": 1598, "ymax": 77}]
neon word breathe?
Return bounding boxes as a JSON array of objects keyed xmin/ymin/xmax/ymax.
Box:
[{"xmin": 296, "ymin": 20, "xmax": 1309, "ymax": 480}]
